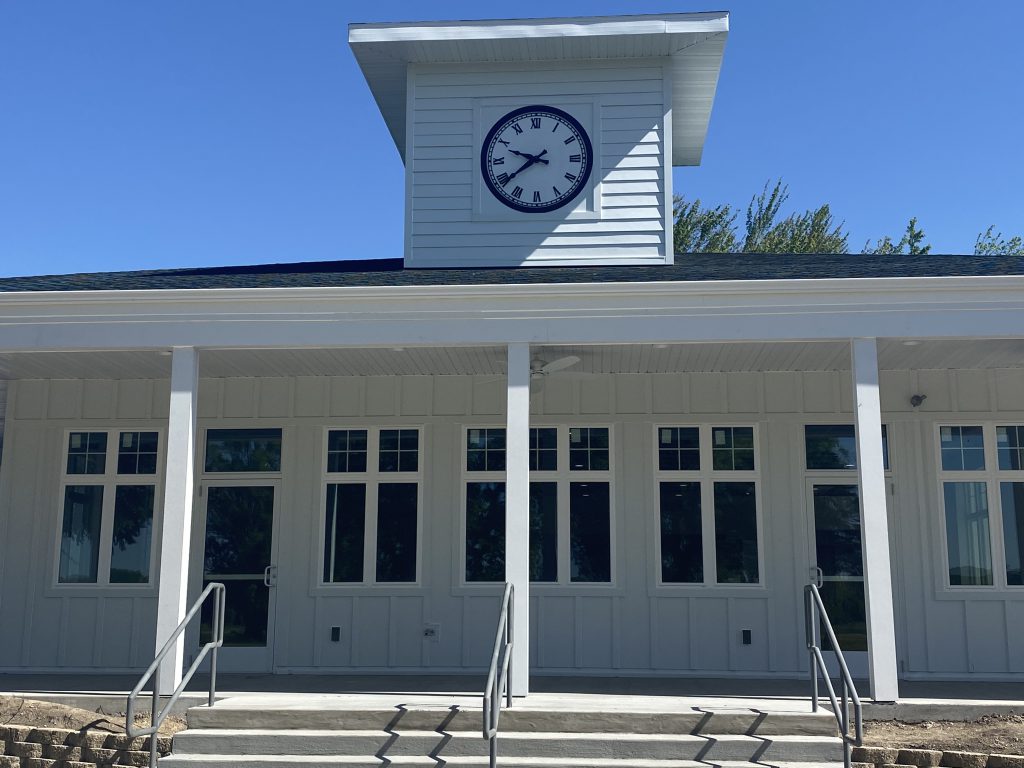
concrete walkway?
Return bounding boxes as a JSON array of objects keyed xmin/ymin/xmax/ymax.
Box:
[{"xmin": 2, "ymin": 673, "xmax": 1023, "ymax": 721}]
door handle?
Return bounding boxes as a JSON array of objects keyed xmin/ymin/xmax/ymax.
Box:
[
  {"xmin": 809, "ymin": 566, "xmax": 824, "ymax": 588},
  {"xmin": 263, "ymin": 565, "xmax": 278, "ymax": 587}
]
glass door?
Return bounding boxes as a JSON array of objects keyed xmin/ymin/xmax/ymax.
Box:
[
  {"xmin": 809, "ymin": 482, "xmax": 868, "ymax": 677},
  {"xmin": 196, "ymin": 484, "xmax": 278, "ymax": 672}
]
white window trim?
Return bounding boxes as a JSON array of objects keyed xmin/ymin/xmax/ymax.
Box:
[
  {"xmin": 458, "ymin": 423, "xmax": 617, "ymax": 590},
  {"xmin": 934, "ymin": 421, "xmax": 1024, "ymax": 594},
  {"xmin": 652, "ymin": 424, "xmax": 765, "ymax": 592},
  {"xmin": 317, "ymin": 425, "xmax": 424, "ymax": 590},
  {"xmin": 52, "ymin": 427, "xmax": 164, "ymax": 592}
]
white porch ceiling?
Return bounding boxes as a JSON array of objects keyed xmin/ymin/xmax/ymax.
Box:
[{"xmin": 1, "ymin": 339, "xmax": 1024, "ymax": 381}]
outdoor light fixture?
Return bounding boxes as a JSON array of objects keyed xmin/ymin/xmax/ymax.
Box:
[{"xmin": 910, "ymin": 394, "xmax": 927, "ymax": 407}]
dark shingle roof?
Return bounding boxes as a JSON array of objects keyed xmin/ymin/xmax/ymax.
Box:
[{"xmin": 1, "ymin": 253, "xmax": 1022, "ymax": 293}]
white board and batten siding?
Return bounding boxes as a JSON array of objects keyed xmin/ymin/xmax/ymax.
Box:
[
  {"xmin": 5, "ymin": 370, "xmax": 1024, "ymax": 678},
  {"xmin": 406, "ymin": 62, "xmax": 672, "ymax": 268}
]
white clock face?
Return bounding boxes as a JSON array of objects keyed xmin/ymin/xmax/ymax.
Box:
[{"xmin": 480, "ymin": 105, "xmax": 593, "ymax": 213}]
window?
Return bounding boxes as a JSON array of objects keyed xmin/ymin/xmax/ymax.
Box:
[
  {"xmin": 940, "ymin": 426, "xmax": 985, "ymax": 472},
  {"xmin": 57, "ymin": 430, "xmax": 160, "ymax": 586},
  {"xmin": 938, "ymin": 424, "xmax": 1024, "ymax": 588},
  {"xmin": 655, "ymin": 425, "xmax": 761, "ymax": 586},
  {"xmin": 943, "ymin": 482, "xmax": 993, "ymax": 586},
  {"xmin": 805, "ymin": 424, "xmax": 890, "ymax": 471},
  {"xmin": 321, "ymin": 428, "xmax": 420, "ymax": 585},
  {"xmin": 462, "ymin": 426, "xmax": 613, "ymax": 585},
  {"xmin": 205, "ymin": 428, "xmax": 282, "ymax": 472}
]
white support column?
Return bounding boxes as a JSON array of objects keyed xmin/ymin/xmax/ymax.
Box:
[
  {"xmin": 506, "ymin": 342, "xmax": 530, "ymax": 697},
  {"xmin": 851, "ymin": 338, "xmax": 899, "ymax": 702},
  {"xmin": 155, "ymin": 346, "xmax": 199, "ymax": 694}
]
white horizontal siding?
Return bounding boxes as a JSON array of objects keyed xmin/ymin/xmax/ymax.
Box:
[{"xmin": 408, "ymin": 62, "xmax": 669, "ymax": 268}]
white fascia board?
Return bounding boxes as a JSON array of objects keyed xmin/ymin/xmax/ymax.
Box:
[
  {"xmin": 2, "ymin": 275, "xmax": 1024, "ymax": 352},
  {"xmin": 349, "ymin": 12, "xmax": 728, "ymax": 165},
  {"xmin": 348, "ymin": 13, "xmax": 729, "ymax": 44}
]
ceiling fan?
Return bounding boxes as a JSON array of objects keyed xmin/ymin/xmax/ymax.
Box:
[{"xmin": 531, "ymin": 355, "xmax": 580, "ymax": 379}]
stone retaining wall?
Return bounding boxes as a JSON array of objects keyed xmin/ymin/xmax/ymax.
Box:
[
  {"xmin": 0, "ymin": 726, "xmax": 171, "ymax": 767},
  {"xmin": 854, "ymin": 746, "xmax": 1024, "ymax": 768}
]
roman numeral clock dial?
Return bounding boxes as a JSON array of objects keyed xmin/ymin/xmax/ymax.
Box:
[{"xmin": 481, "ymin": 105, "xmax": 593, "ymax": 213}]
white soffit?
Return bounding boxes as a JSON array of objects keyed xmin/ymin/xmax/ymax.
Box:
[{"xmin": 348, "ymin": 12, "xmax": 729, "ymax": 165}]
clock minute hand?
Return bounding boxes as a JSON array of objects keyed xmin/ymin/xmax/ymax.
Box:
[
  {"xmin": 506, "ymin": 157, "xmax": 537, "ymax": 182},
  {"xmin": 509, "ymin": 148, "xmax": 549, "ymax": 165}
]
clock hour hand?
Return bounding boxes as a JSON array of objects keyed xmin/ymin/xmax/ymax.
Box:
[{"xmin": 509, "ymin": 148, "xmax": 549, "ymax": 165}]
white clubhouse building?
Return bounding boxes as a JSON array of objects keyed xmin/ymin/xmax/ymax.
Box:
[{"xmin": 1, "ymin": 13, "xmax": 1023, "ymax": 707}]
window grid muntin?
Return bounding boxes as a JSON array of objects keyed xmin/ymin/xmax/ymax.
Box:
[
  {"xmin": 658, "ymin": 427, "xmax": 700, "ymax": 472},
  {"xmin": 997, "ymin": 425, "xmax": 1024, "ymax": 471},
  {"xmin": 326, "ymin": 429, "xmax": 369, "ymax": 474},
  {"xmin": 117, "ymin": 431, "xmax": 160, "ymax": 475},
  {"xmin": 321, "ymin": 426, "xmax": 422, "ymax": 586},
  {"xmin": 67, "ymin": 431, "xmax": 108, "ymax": 475},
  {"xmin": 654, "ymin": 425, "xmax": 762, "ymax": 588},
  {"xmin": 56, "ymin": 428, "xmax": 162, "ymax": 588},
  {"xmin": 467, "ymin": 427, "xmax": 507, "ymax": 472}
]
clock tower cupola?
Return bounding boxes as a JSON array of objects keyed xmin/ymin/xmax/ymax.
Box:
[{"xmin": 349, "ymin": 13, "xmax": 729, "ymax": 268}]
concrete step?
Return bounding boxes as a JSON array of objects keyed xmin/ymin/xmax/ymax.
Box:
[
  {"xmin": 170, "ymin": 729, "xmax": 843, "ymax": 762},
  {"xmin": 160, "ymin": 757, "xmax": 844, "ymax": 768},
  {"xmin": 186, "ymin": 705, "xmax": 838, "ymax": 737}
]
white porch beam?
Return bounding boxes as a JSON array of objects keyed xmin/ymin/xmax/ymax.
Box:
[
  {"xmin": 506, "ymin": 342, "xmax": 530, "ymax": 697},
  {"xmin": 155, "ymin": 346, "xmax": 199, "ymax": 694},
  {"xmin": 851, "ymin": 338, "xmax": 899, "ymax": 703}
]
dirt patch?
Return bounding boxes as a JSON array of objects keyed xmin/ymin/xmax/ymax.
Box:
[
  {"xmin": 865, "ymin": 715, "xmax": 1024, "ymax": 754},
  {"xmin": 0, "ymin": 695, "xmax": 187, "ymax": 737}
]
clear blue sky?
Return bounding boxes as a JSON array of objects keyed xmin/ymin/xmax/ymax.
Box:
[{"xmin": 1, "ymin": 1, "xmax": 1021, "ymax": 277}]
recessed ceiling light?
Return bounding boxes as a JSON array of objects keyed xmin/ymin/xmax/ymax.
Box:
[
  {"xmin": 902, "ymin": 340, "xmax": 921, "ymax": 346},
  {"xmin": 654, "ymin": 344, "xmax": 669, "ymax": 349},
  {"xmin": 391, "ymin": 347, "xmax": 405, "ymax": 353}
]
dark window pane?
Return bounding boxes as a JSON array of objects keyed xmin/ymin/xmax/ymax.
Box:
[
  {"xmin": 813, "ymin": 484, "xmax": 863, "ymax": 578},
  {"xmin": 1002, "ymin": 482, "xmax": 1024, "ymax": 586},
  {"xmin": 659, "ymin": 482, "xmax": 702, "ymax": 583},
  {"xmin": 204, "ymin": 486, "xmax": 274, "ymax": 576},
  {"xmin": 117, "ymin": 431, "xmax": 159, "ymax": 475},
  {"xmin": 805, "ymin": 425, "xmax": 857, "ymax": 470},
  {"xmin": 59, "ymin": 485, "xmax": 103, "ymax": 583},
  {"xmin": 569, "ymin": 427, "xmax": 610, "ymax": 472},
  {"xmin": 327, "ymin": 430, "xmax": 368, "ymax": 474},
  {"xmin": 943, "ymin": 481, "xmax": 993, "ymax": 586},
  {"xmin": 881, "ymin": 425, "xmax": 890, "ymax": 471},
  {"xmin": 530, "ymin": 482, "xmax": 558, "ymax": 582},
  {"xmin": 324, "ymin": 484, "xmax": 366, "ymax": 583},
  {"xmin": 201, "ymin": 578, "xmax": 269, "ymax": 647},
  {"xmin": 712, "ymin": 427, "xmax": 756, "ymax": 472},
  {"xmin": 380, "ymin": 429, "xmax": 419, "ymax": 473},
  {"xmin": 67, "ymin": 432, "xmax": 107, "ymax": 475},
  {"xmin": 818, "ymin": 580, "xmax": 867, "ymax": 652},
  {"xmin": 570, "ymin": 482, "xmax": 611, "ymax": 582},
  {"xmin": 714, "ymin": 481, "xmax": 759, "ymax": 584},
  {"xmin": 205, "ymin": 429, "xmax": 282, "ymax": 472},
  {"xmin": 110, "ymin": 485, "xmax": 155, "ymax": 583},
  {"xmin": 465, "ymin": 482, "xmax": 506, "ymax": 582},
  {"xmin": 376, "ymin": 483, "xmax": 417, "ymax": 582}
]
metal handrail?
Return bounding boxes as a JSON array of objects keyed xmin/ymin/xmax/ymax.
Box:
[
  {"xmin": 482, "ymin": 582, "xmax": 514, "ymax": 768},
  {"xmin": 127, "ymin": 582, "xmax": 226, "ymax": 768},
  {"xmin": 805, "ymin": 582, "xmax": 863, "ymax": 768}
]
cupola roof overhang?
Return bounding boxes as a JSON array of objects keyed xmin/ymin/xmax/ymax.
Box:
[{"xmin": 348, "ymin": 11, "xmax": 729, "ymax": 166}]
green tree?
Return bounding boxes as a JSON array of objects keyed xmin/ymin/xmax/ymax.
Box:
[
  {"xmin": 862, "ymin": 217, "xmax": 931, "ymax": 255},
  {"xmin": 672, "ymin": 196, "xmax": 739, "ymax": 253},
  {"xmin": 673, "ymin": 179, "xmax": 849, "ymax": 255},
  {"xmin": 974, "ymin": 226, "xmax": 1024, "ymax": 256}
]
